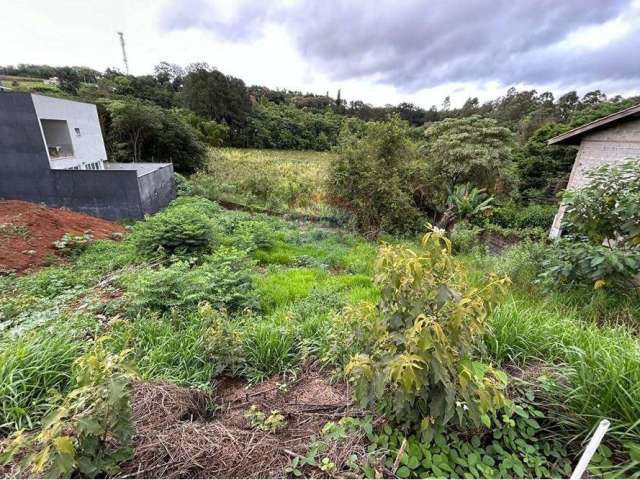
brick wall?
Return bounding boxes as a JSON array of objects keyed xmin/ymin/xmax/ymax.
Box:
[{"xmin": 550, "ymin": 118, "xmax": 640, "ymax": 237}]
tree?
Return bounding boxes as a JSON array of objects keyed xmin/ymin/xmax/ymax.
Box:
[
  {"xmin": 347, "ymin": 229, "xmax": 509, "ymax": 434},
  {"xmin": 105, "ymin": 99, "xmax": 206, "ymax": 173},
  {"xmin": 181, "ymin": 64, "xmax": 251, "ymax": 141},
  {"xmin": 147, "ymin": 110, "xmax": 207, "ymax": 174},
  {"xmin": 153, "ymin": 61, "xmax": 184, "ymax": 90},
  {"xmin": 422, "ymin": 115, "xmax": 517, "ymax": 207},
  {"xmin": 328, "ymin": 115, "xmax": 424, "ymax": 235},
  {"xmin": 107, "ymin": 99, "xmax": 162, "ymax": 162},
  {"xmin": 517, "ymin": 123, "xmax": 576, "ymax": 201}
]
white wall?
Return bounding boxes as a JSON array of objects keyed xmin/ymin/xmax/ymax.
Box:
[{"xmin": 31, "ymin": 94, "xmax": 107, "ymax": 170}]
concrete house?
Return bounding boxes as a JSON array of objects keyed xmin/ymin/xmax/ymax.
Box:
[
  {"xmin": 0, "ymin": 92, "xmax": 175, "ymax": 219},
  {"xmin": 547, "ymin": 103, "xmax": 640, "ymax": 238}
]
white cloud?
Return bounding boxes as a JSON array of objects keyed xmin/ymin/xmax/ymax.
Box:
[{"xmin": 1, "ymin": 0, "xmax": 638, "ymax": 109}]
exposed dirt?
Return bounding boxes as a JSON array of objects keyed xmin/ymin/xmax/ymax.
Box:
[
  {"xmin": 123, "ymin": 370, "xmax": 369, "ymax": 479},
  {"xmin": 0, "ymin": 200, "xmax": 126, "ymax": 274}
]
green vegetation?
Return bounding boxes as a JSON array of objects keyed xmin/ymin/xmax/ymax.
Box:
[
  {"xmin": 192, "ymin": 147, "xmax": 336, "ymax": 214},
  {"xmin": 3, "ymin": 87, "xmax": 640, "ymax": 478},
  {"xmin": 347, "ymin": 230, "xmax": 510, "ymax": 434},
  {"xmin": 2, "ymin": 193, "xmax": 640, "ymax": 477},
  {"xmin": 542, "ymin": 161, "xmax": 640, "ymax": 291}
]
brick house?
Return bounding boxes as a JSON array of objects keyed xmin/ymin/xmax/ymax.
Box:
[{"xmin": 547, "ymin": 103, "xmax": 640, "ymax": 238}]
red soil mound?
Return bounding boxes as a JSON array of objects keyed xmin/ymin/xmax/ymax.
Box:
[{"xmin": 0, "ymin": 200, "xmax": 126, "ymax": 274}]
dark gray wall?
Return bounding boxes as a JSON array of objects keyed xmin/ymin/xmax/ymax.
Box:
[
  {"xmin": 0, "ymin": 92, "xmax": 175, "ymax": 220},
  {"xmin": 50, "ymin": 169, "xmax": 143, "ymax": 219},
  {"xmin": 137, "ymin": 164, "xmax": 176, "ymax": 216},
  {"xmin": 0, "ymin": 92, "xmax": 56, "ymax": 200}
]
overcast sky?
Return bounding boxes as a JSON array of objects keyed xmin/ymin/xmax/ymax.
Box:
[{"xmin": 2, "ymin": 0, "xmax": 640, "ymax": 108}]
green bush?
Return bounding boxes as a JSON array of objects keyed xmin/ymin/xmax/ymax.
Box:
[
  {"xmin": 541, "ymin": 161, "xmax": 640, "ymax": 292},
  {"xmin": 563, "ymin": 160, "xmax": 640, "ymax": 244},
  {"xmin": 449, "ymin": 221, "xmax": 483, "ymax": 254},
  {"xmin": 174, "ymin": 173, "xmax": 194, "ymax": 197},
  {"xmin": 489, "ymin": 203, "xmax": 556, "ymax": 229},
  {"xmin": 328, "ymin": 116, "xmax": 424, "ymax": 235},
  {"xmin": 131, "ymin": 198, "xmax": 217, "ymax": 257},
  {"xmin": 540, "ymin": 238, "xmax": 640, "ymax": 291},
  {"xmin": 445, "ymin": 184, "xmax": 494, "ymax": 226},
  {"xmin": 220, "ymin": 218, "xmax": 277, "ymax": 252},
  {"xmin": 123, "ymin": 247, "xmax": 257, "ymax": 313},
  {"xmin": 347, "ymin": 230, "xmax": 510, "ymax": 436}
]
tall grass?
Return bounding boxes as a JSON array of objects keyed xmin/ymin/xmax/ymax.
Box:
[
  {"xmin": 191, "ymin": 148, "xmax": 336, "ymax": 215},
  {"xmin": 0, "ymin": 317, "xmax": 92, "ymax": 432},
  {"xmin": 242, "ymin": 321, "xmax": 297, "ymax": 382},
  {"xmin": 106, "ymin": 313, "xmax": 215, "ymax": 389},
  {"xmin": 488, "ymin": 294, "xmax": 640, "ymax": 447}
]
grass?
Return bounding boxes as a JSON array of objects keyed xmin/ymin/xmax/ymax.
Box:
[
  {"xmin": 3, "ymin": 193, "xmax": 640, "ymax": 475},
  {"xmin": 455, "ymin": 247, "xmax": 640, "ymax": 466},
  {"xmin": 0, "ymin": 314, "xmax": 97, "ymax": 433},
  {"xmin": 489, "ymin": 294, "xmax": 640, "ymax": 440},
  {"xmin": 106, "ymin": 313, "xmax": 216, "ymax": 389},
  {"xmin": 191, "ymin": 147, "xmax": 337, "ymax": 215}
]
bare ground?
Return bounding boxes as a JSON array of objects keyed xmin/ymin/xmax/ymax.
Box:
[{"xmin": 123, "ymin": 370, "xmax": 368, "ymax": 478}]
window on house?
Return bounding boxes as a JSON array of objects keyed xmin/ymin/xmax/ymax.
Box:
[
  {"xmin": 74, "ymin": 127, "xmax": 81, "ymax": 136},
  {"xmin": 40, "ymin": 119, "xmax": 74, "ymax": 159}
]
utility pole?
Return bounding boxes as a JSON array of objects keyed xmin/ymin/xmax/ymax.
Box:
[{"xmin": 117, "ymin": 32, "xmax": 129, "ymax": 75}]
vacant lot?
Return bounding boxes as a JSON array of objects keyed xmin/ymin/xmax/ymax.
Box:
[
  {"xmin": 1, "ymin": 194, "xmax": 639, "ymax": 478},
  {"xmin": 191, "ymin": 148, "xmax": 338, "ymax": 217}
]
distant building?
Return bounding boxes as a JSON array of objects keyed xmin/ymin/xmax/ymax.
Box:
[
  {"xmin": 0, "ymin": 92, "xmax": 175, "ymax": 219},
  {"xmin": 547, "ymin": 103, "xmax": 640, "ymax": 238}
]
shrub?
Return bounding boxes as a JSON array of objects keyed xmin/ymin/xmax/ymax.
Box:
[
  {"xmin": 540, "ymin": 238, "xmax": 640, "ymax": 291},
  {"xmin": 328, "ymin": 115, "xmax": 424, "ymax": 235},
  {"xmin": 124, "ymin": 247, "xmax": 257, "ymax": 313},
  {"xmin": 346, "ymin": 229, "xmax": 510, "ymax": 437},
  {"xmin": 489, "ymin": 203, "xmax": 556, "ymax": 229},
  {"xmin": 202, "ymin": 304, "xmax": 245, "ymax": 377},
  {"xmin": 131, "ymin": 198, "xmax": 216, "ymax": 257},
  {"xmin": 563, "ymin": 160, "xmax": 640, "ymax": 244},
  {"xmin": 2, "ymin": 342, "xmax": 134, "ymax": 478},
  {"xmin": 220, "ymin": 219, "xmax": 277, "ymax": 252},
  {"xmin": 174, "ymin": 173, "xmax": 194, "ymax": 196},
  {"xmin": 445, "ymin": 184, "xmax": 494, "ymax": 226},
  {"xmin": 323, "ymin": 301, "xmax": 388, "ymax": 373},
  {"xmin": 542, "ymin": 160, "xmax": 640, "ymax": 291},
  {"xmin": 449, "ymin": 221, "xmax": 483, "ymax": 254},
  {"xmin": 53, "ymin": 232, "xmax": 94, "ymax": 257}
]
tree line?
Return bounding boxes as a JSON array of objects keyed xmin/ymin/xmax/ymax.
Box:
[{"xmin": 2, "ymin": 62, "xmax": 638, "ymax": 197}]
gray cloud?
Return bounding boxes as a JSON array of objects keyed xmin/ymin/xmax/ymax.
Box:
[{"xmin": 160, "ymin": 0, "xmax": 640, "ymax": 92}]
